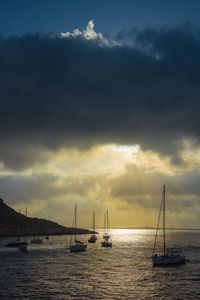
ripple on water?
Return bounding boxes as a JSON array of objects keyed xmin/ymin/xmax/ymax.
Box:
[{"xmin": 0, "ymin": 230, "xmax": 200, "ymax": 299}]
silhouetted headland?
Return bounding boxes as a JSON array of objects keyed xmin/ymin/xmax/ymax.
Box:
[{"xmin": 0, "ymin": 199, "xmax": 95, "ymax": 237}]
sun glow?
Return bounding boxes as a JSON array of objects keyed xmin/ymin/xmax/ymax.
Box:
[{"xmin": 107, "ymin": 144, "xmax": 140, "ymax": 158}]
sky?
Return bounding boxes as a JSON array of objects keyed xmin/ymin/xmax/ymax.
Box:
[{"xmin": 1, "ymin": 0, "xmax": 200, "ymax": 229}]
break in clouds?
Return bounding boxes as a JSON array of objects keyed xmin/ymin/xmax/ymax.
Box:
[
  {"xmin": 1, "ymin": 21, "xmax": 200, "ymax": 227},
  {"xmin": 0, "ymin": 21, "xmax": 200, "ymax": 170},
  {"xmin": 1, "ymin": 166, "xmax": 200, "ymax": 225}
]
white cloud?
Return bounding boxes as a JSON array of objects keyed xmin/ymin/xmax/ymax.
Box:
[{"xmin": 61, "ymin": 20, "xmax": 110, "ymax": 46}]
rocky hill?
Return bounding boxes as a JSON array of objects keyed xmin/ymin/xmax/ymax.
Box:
[{"xmin": 0, "ymin": 199, "xmax": 94, "ymax": 237}]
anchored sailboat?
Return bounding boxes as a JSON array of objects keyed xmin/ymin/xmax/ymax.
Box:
[
  {"xmin": 152, "ymin": 185, "xmax": 187, "ymax": 266},
  {"xmin": 6, "ymin": 238, "xmax": 27, "ymax": 248},
  {"xmin": 101, "ymin": 210, "xmax": 112, "ymax": 247},
  {"xmin": 88, "ymin": 211, "xmax": 97, "ymax": 243},
  {"xmin": 7, "ymin": 207, "xmax": 28, "ymax": 251},
  {"xmin": 69, "ymin": 204, "xmax": 87, "ymax": 252}
]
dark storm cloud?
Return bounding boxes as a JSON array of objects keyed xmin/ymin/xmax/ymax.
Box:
[
  {"xmin": 0, "ymin": 174, "xmax": 60, "ymax": 204},
  {"xmin": 1, "ymin": 24, "xmax": 200, "ymax": 169}
]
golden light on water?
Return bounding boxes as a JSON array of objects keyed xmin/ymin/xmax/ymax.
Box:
[{"xmin": 110, "ymin": 229, "xmax": 151, "ymax": 242}]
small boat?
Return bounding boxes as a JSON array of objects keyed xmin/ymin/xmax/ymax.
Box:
[
  {"xmin": 152, "ymin": 185, "xmax": 187, "ymax": 266},
  {"xmin": 31, "ymin": 238, "xmax": 43, "ymax": 244},
  {"xmin": 101, "ymin": 210, "xmax": 112, "ymax": 247},
  {"xmin": 69, "ymin": 204, "xmax": 87, "ymax": 252},
  {"xmin": 88, "ymin": 211, "xmax": 97, "ymax": 243},
  {"xmin": 6, "ymin": 238, "xmax": 27, "ymax": 248},
  {"xmin": 103, "ymin": 233, "xmax": 110, "ymax": 239},
  {"xmin": 101, "ymin": 239, "xmax": 112, "ymax": 247},
  {"xmin": 69, "ymin": 240, "xmax": 87, "ymax": 252}
]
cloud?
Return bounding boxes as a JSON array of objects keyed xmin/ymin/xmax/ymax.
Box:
[
  {"xmin": 0, "ymin": 171, "xmax": 110, "ymax": 225},
  {"xmin": 1, "ymin": 161, "xmax": 200, "ymax": 227},
  {"xmin": 0, "ymin": 172, "xmax": 108, "ymax": 205},
  {"xmin": 0, "ymin": 22, "xmax": 200, "ymax": 169},
  {"xmin": 61, "ymin": 20, "xmax": 110, "ymax": 46},
  {"xmin": 109, "ymin": 163, "xmax": 200, "ymax": 213}
]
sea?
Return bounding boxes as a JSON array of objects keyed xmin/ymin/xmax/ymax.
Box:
[{"xmin": 0, "ymin": 229, "xmax": 200, "ymax": 299}]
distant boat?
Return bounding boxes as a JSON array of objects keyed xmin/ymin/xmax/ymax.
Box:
[
  {"xmin": 6, "ymin": 238, "xmax": 27, "ymax": 248},
  {"xmin": 31, "ymin": 237, "xmax": 43, "ymax": 244},
  {"xmin": 20, "ymin": 207, "xmax": 28, "ymax": 251},
  {"xmin": 88, "ymin": 211, "xmax": 97, "ymax": 243},
  {"xmin": 101, "ymin": 210, "xmax": 112, "ymax": 247},
  {"xmin": 152, "ymin": 185, "xmax": 187, "ymax": 266},
  {"xmin": 69, "ymin": 204, "xmax": 87, "ymax": 252}
]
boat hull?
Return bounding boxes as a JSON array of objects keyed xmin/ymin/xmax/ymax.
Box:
[
  {"xmin": 69, "ymin": 244, "xmax": 87, "ymax": 252},
  {"xmin": 103, "ymin": 234, "xmax": 110, "ymax": 239},
  {"xmin": 6, "ymin": 241, "xmax": 27, "ymax": 247},
  {"xmin": 88, "ymin": 235, "xmax": 97, "ymax": 243},
  {"xmin": 31, "ymin": 238, "xmax": 43, "ymax": 244},
  {"xmin": 101, "ymin": 241, "xmax": 112, "ymax": 247},
  {"xmin": 152, "ymin": 254, "xmax": 186, "ymax": 266}
]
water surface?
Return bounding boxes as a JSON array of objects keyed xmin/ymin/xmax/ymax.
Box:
[{"xmin": 0, "ymin": 229, "xmax": 199, "ymax": 299}]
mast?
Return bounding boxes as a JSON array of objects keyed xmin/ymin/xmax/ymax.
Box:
[
  {"xmin": 104, "ymin": 211, "xmax": 106, "ymax": 232},
  {"xmin": 70, "ymin": 203, "xmax": 77, "ymax": 245},
  {"xmin": 163, "ymin": 185, "xmax": 166, "ymax": 256},
  {"xmin": 106, "ymin": 210, "xmax": 108, "ymax": 233},
  {"xmin": 75, "ymin": 203, "xmax": 77, "ymax": 241},
  {"xmin": 93, "ymin": 211, "xmax": 95, "ymax": 232}
]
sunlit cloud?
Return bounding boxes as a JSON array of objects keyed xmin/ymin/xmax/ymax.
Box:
[
  {"xmin": 1, "ymin": 22, "xmax": 200, "ymax": 228},
  {"xmin": 0, "ymin": 142, "xmax": 199, "ymax": 229},
  {"xmin": 61, "ymin": 20, "xmax": 110, "ymax": 46}
]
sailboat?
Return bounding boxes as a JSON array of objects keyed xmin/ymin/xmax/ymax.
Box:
[
  {"xmin": 19, "ymin": 206, "xmax": 28, "ymax": 252},
  {"xmin": 69, "ymin": 204, "xmax": 87, "ymax": 252},
  {"xmin": 6, "ymin": 238, "xmax": 27, "ymax": 248},
  {"xmin": 101, "ymin": 210, "xmax": 112, "ymax": 247},
  {"xmin": 152, "ymin": 185, "xmax": 186, "ymax": 266},
  {"xmin": 88, "ymin": 211, "xmax": 97, "ymax": 243},
  {"xmin": 7, "ymin": 207, "xmax": 28, "ymax": 250}
]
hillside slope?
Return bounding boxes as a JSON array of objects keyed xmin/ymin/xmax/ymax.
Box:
[{"xmin": 0, "ymin": 199, "xmax": 93, "ymax": 237}]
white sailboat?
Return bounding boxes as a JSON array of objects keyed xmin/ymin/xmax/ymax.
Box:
[
  {"xmin": 152, "ymin": 185, "xmax": 186, "ymax": 266},
  {"xmin": 101, "ymin": 210, "xmax": 112, "ymax": 247},
  {"xmin": 88, "ymin": 211, "xmax": 97, "ymax": 243},
  {"xmin": 69, "ymin": 204, "xmax": 87, "ymax": 252}
]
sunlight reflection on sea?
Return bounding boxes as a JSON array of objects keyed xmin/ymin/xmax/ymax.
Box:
[{"xmin": 0, "ymin": 229, "xmax": 200, "ymax": 299}]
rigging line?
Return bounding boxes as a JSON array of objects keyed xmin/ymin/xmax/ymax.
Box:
[
  {"xmin": 163, "ymin": 185, "xmax": 166, "ymax": 256},
  {"xmin": 104, "ymin": 211, "xmax": 106, "ymax": 232},
  {"xmin": 106, "ymin": 210, "xmax": 108, "ymax": 233},
  {"xmin": 152, "ymin": 189, "xmax": 163, "ymax": 256},
  {"xmin": 93, "ymin": 211, "xmax": 95, "ymax": 232},
  {"xmin": 107, "ymin": 213, "xmax": 110, "ymax": 233},
  {"xmin": 70, "ymin": 205, "xmax": 76, "ymax": 245}
]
